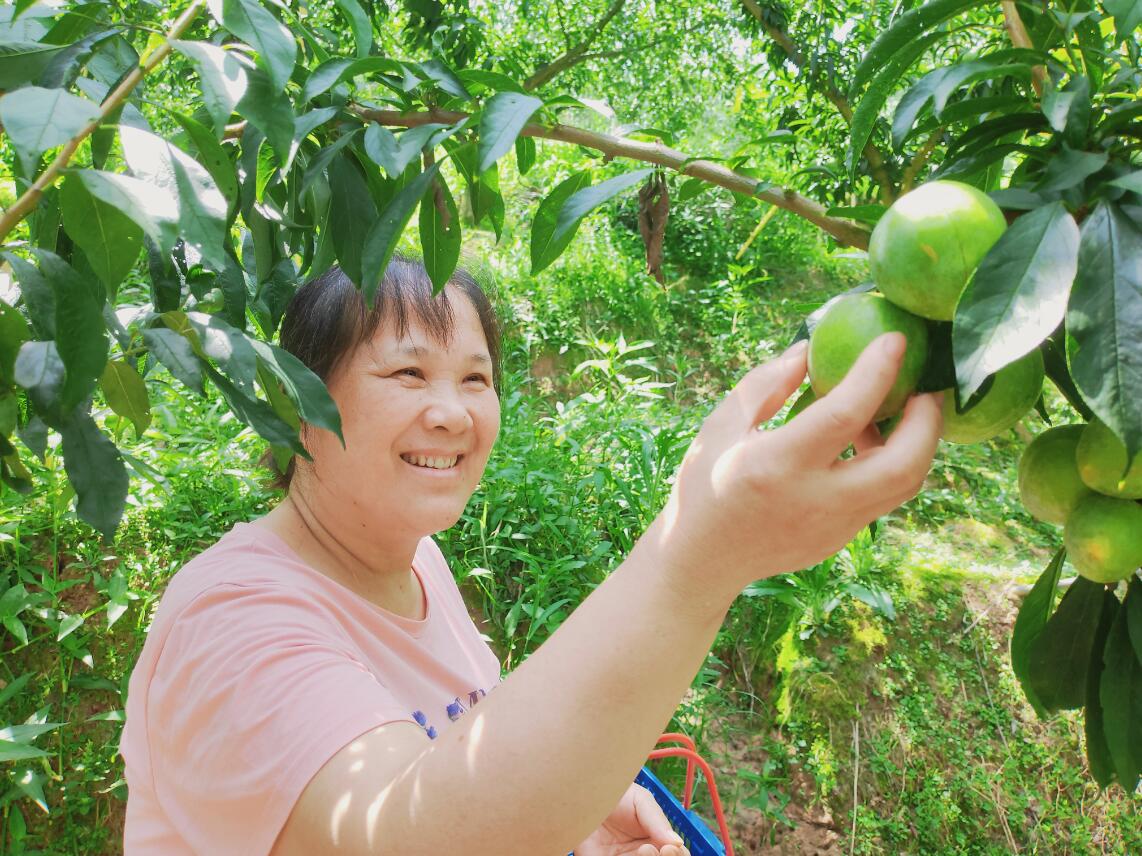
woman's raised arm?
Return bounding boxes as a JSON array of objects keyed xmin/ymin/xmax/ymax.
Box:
[{"xmin": 271, "ymin": 334, "xmax": 942, "ymax": 856}]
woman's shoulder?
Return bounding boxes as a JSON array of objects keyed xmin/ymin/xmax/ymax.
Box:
[{"xmin": 154, "ymin": 522, "xmax": 316, "ymax": 620}]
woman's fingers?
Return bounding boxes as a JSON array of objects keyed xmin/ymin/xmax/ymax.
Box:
[
  {"xmin": 630, "ymin": 784, "xmax": 684, "ymax": 847},
  {"xmin": 831, "ymin": 392, "xmax": 944, "ymax": 512},
  {"xmin": 775, "ymin": 333, "xmax": 907, "ymax": 464},
  {"xmin": 711, "ymin": 341, "xmax": 808, "ymax": 435}
]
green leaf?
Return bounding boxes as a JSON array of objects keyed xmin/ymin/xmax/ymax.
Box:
[
  {"xmin": 846, "ymin": 32, "xmax": 944, "ymax": 172},
  {"xmin": 1011, "ymin": 548, "xmax": 1066, "ymax": 717},
  {"xmin": 1026, "ymin": 576, "xmax": 1107, "ymax": 712},
  {"xmin": 1067, "ymin": 202, "xmax": 1142, "ymax": 464},
  {"xmin": 1035, "ymin": 147, "xmax": 1109, "ymax": 195},
  {"xmin": 73, "ymin": 169, "xmax": 180, "ymax": 257},
  {"xmin": 38, "ymin": 249, "xmax": 107, "ymax": 413},
  {"xmin": 1108, "ymin": 171, "xmax": 1142, "ymax": 194},
  {"xmin": 13, "ymin": 341, "xmax": 65, "ymax": 426},
  {"xmin": 56, "ymin": 612, "xmax": 84, "ymax": 642},
  {"xmin": 850, "ymin": 0, "xmax": 989, "ymax": 94},
  {"xmin": 824, "ymin": 204, "xmax": 886, "ymax": 225},
  {"xmin": 300, "ymin": 56, "xmax": 404, "ymax": 102},
  {"xmin": 1101, "ymin": 584, "xmax": 1142, "ymax": 791},
  {"xmin": 449, "ymin": 141, "xmax": 504, "ymax": 239},
  {"xmin": 288, "ymin": 106, "xmax": 339, "ymax": 171},
  {"xmin": 299, "ymin": 129, "xmax": 361, "ymax": 195},
  {"xmin": 120, "ymin": 125, "xmax": 229, "ymax": 270},
  {"xmin": 530, "ymin": 170, "xmax": 592, "ymax": 274},
  {"xmin": 0, "ymin": 741, "xmax": 49, "ymax": 764},
  {"xmin": 457, "ymin": 69, "xmax": 527, "ymax": 94},
  {"xmin": 182, "ymin": 312, "xmax": 259, "ymax": 397},
  {"xmin": 248, "ymin": 341, "xmax": 342, "ymax": 442},
  {"xmin": 1105, "ymin": 0, "xmax": 1142, "ymax": 43},
  {"xmin": 205, "ymin": 365, "xmax": 305, "ymax": 454},
  {"xmin": 217, "ymin": 0, "xmax": 295, "ymax": 92},
  {"xmin": 477, "ymin": 92, "xmax": 543, "ymax": 174},
  {"xmin": 1042, "ymin": 76, "xmax": 1091, "ymax": 142},
  {"xmin": 236, "ymin": 64, "xmax": 296, "ymax": 167},
  {"xmin": 419, "ymin": 173, "xmax": 460, "ymax": 293},
  {"xmin": 954, "ymin": 202, "xmax": 1079, "ymax": 400},
  {"xmin": 0, "ymin": 85, "xmax": 100, "ymax": 165},
  {"xmin": 3, "ymin": 253, "xmax": 54, "ymax": 338},
  {"xmin": 1130, "ymin": 579, "xmax": 1142, "ymax": 664},
  {"xmin": 333, "ymin": 0, "xmax": 372, "ymax": 57},
  {"xmin": 676, "ymin": 177, "xmax": 708, "ymax": 203},
  {"xmin": 99, "ymin": 359, "xmax": 150, "ymax": 437},
  {"xmin": 328, "ymin": 152, "xmax": 378, "ymax": 285},
  {"xmin": 553, "ymin": 169, "xmax": 653, "ymax": 251},
  {"xmin": 169, "ymin": 111, "xmax": 240, "ymax": 208},
  {"xmin": 0, "ymin": 299, "xmax": 31, "ymax": 387},
  {"xmin": 59, "ymin": 407, "xmax": 128, "ymax": 541},
  {"xmin": 59, "ymin": 174, "xmax": 142, "ymax": 298},
  {"xmin": 361, "ymin": 164, "xmax": 439, "ymax": 305},
  {"xmin": 1085, "ymin": 590, "xmax": 1121, "ymax": 789},
  {"xmin": 364, "ymin": 123, "xmax": 449, "ymax": 178},
  {"xmin": 515, "ymin": 135, "xmax": 536, "ymax": 176},
  {"xmin": 171, "ymin": 40, "xmax": 248, "ymax": 136},
  {"xmin": 141, "ymin": 328, "xmax": 204, "ymax": 394},
  {"xmin": 0, "ymin": 40, "xmax": 68, "ymax": 89},
  {"xmin": 0, "ymin": 673, "xmax": 33, "ymax": 709},
  {"xmin": 415, "ymin": 59, "xmax": 469, "ymax": 100},
  {"xmin": 301, "ymin": 57, "xmax": 354, "ymax": 102},
  {"xmin": 891, "ymin": 57, "xmax": 1034, "ymax": 151}
]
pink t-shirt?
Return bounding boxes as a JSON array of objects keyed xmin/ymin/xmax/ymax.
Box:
[{"xmin": 119, "ymin": 522, "xmax": 501, "ymax": 856}]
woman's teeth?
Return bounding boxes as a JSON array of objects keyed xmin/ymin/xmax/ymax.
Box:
[{"xmin": 402, "ymin": 454, "xmax": 459, "ymax": 469}]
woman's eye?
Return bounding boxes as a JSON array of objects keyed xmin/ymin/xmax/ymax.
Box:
[
  {"xmin": 396, "ymin": 368, "xmax": 423, "ymax": 379},
  {"xmin": 465, "ymin": 374, "xmax": 490, "ymax": 385}
]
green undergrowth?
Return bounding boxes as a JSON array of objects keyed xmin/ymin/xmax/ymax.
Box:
[{"xmin": 658, "ymin": 544, "xmax": 1142, "ymax": 855}]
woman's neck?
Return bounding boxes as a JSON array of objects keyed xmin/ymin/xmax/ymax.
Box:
[{"xmin": 257, "ymin": 492, "xmax": 426, "ymax": 619}]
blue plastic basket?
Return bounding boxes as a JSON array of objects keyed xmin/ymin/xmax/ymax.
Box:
[{"xmin": 634, "ymin": 766, "xmax": 727, "ymax": 856}]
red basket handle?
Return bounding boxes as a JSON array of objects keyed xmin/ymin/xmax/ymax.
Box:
[{"xmin": 651, "ymin": 735, "xmax": 734, "ymax": 856}]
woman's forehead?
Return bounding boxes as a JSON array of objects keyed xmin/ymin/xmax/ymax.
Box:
[{"xmin": 364, "ymin": 304, "xmax": 489, "ymax": 359}]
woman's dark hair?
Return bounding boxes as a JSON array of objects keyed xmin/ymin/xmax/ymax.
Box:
[{"xmin": 264, "ymin": 257, "xmax": 502, "ymax": 489}]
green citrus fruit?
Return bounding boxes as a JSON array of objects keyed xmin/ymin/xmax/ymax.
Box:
[
  {"xmin": 1063, "ymin": 494, "xmax": 1142, "ymax": 583},
  {"xmin": 1018, "ymin": 425, "xmax": 1093, "ymax": 524},
  {"xmin": 869, "ymin": 180, "xmax": 1007, "ymax": 321},
  {"xmin": 808, "ymin": 293, "xmax": 929, "ymax": 422},
  {"xmin": 941, "ymin": 350, "xmax": 1044, "ymax": 444},
  {"xmin": 1076, "ymin": 419, "xmax": 1142, "ymax": 499}
]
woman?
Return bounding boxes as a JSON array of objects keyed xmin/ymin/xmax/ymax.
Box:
[{"xmin": 120, "ymin": 258, "xmax": 942, "ymax": 855}]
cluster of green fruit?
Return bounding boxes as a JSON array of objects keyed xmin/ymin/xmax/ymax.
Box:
[
  {"xmin": 802, "ymin": 179, "xmax": 1141, "ymax": 586},
  {"xmin": 1020, "ymin": 422, "xmax": 1142, "ymax": 583}
]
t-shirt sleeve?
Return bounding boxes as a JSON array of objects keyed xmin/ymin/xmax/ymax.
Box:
[{"xmin": 145, "ymin": 581, "xmax": 416, "ymax": 856}]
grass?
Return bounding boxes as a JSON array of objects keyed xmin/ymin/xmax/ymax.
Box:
[{"xmin": 3, "ymin": 209, "xmax": 1139, "ymax": 854}]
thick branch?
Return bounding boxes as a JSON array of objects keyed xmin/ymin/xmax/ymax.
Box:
[
  {"xmin": 0, "ymin": 1, "xmax": 205, "ymax": 244},
  {"xmin": 740, "ymin": 0, "xmax": 894, "ymax": 203},
  {"xmin": 350, "ymin": 105, "xmax": 871, "ymax": 248},
  {"xmin": 523, "ymin": 0, "xmax": 627, "ymax": 91},
  {"xmin": 1001, "ymin": 1, "xmax": 1046, "ymax": 97}
]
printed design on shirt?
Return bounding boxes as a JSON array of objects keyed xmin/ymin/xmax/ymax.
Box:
[{"xmin": 412, "ymin": 687, "xmax": 489, "ymax": 739}]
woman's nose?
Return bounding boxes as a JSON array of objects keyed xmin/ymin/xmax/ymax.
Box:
[{"xmin": 422, "ymin": 384, "xmax": 473, "ymax": 432}]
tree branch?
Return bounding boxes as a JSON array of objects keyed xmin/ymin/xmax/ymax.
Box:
[
  {"xmin": 0, "ymin": 1, "xmax": 205, "ymax": 244},
  {"xmin": 524, "ymin": 0, "xmax": 627, "ymax": 91},
  {"xmin": 1001, "ymin": 1, "xmax": 1046, "ymax": 97},
  {"xmin": 350, "ymin": 105, "xmax": 871, "ymax": 248},
  {"xmin": 900, "ymin": 128, "xmax": 942, "ymax": 193},
  {"xmin": 740, "ymin": 0, "xmax": 896, "ymax": 203}
]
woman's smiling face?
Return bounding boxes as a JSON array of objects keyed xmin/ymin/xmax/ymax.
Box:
[{"xmin": 297, "ymin": 286, "xmax": 500, "ymax": 540}]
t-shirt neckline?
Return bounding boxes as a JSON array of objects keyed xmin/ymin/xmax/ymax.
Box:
[{"xmin": 231, "ymin": 521, "xmax": 432, "ymax": 630}]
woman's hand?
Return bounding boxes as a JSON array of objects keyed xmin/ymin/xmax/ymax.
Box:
[
  {"xmin": 643, "ymin": 333, "xmax": 943, "ymax": 612},
  {"xmin": 573, "ymin": 783, "xmax": 690, "ymax": 856}
]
